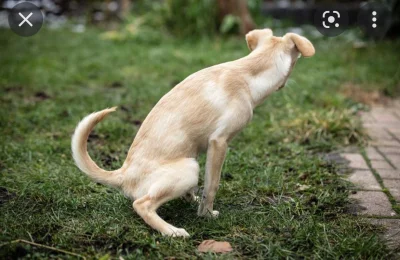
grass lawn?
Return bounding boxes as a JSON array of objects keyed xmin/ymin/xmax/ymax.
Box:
[{"xmin": 1, "ymin": 27, "xmax": 399, "ymax": 259}]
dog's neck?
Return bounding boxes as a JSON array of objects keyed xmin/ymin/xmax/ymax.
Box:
[{"xmin": 241, "ymin": 48, "xmax": 292, "ymax": 107}]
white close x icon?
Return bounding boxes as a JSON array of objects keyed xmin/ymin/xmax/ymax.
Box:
[{"xmin": 18, "ymin": 12, "xmax": 33, "ymax": 27}]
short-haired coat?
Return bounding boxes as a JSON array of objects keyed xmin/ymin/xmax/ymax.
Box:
[{"xmin": 72, "ymin": 29, "xmax": 315, "ymax": 237}]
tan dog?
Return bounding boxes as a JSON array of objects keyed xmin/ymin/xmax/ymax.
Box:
[{"xmin": 72, "ymin": 29, "xmax": 315, "ymax": 237}]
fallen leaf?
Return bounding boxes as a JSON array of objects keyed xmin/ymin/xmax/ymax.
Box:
[{"xmin": 197, "ymin": 240, "xmax": 232, "ymax": 253}]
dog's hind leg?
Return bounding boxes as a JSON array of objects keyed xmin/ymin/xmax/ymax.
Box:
[{"xmin": 132, "ymin": 158, "xmax": 199, "ymax": 237}]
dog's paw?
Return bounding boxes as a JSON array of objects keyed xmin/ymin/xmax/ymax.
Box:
[
  {"xmin": 163, "ymin": 227, "xmax": 190, "ymax": 238},
  {"xmin": 211, "ymin": 210, "xmax": 219, "ymax": 218},
  {"xmin": 197, "ymin": 208, "xmax": 220, "ymax": 218}
]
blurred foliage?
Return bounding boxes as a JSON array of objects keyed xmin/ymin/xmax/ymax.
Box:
[
  {"xmin": 132, "ymin": 0, "xmax": 261, "ymax": 37},
  {"xmin": 162, "ymin": 0, "xmax": 218, "ymax": 37},
  {"xmin": 247, "ymin": 0, "xmax": 264, "ymax": 25},
  {"xmin": 134, "ymin": 0, "xmax": 217, "ymax": 37},
  {"xmin": 100, "ymin": 16, "xmax": 165, "ymax": 44},
  {"xmin": 219, "ymin": 14, "xmax": 240, "ymax": 34}
]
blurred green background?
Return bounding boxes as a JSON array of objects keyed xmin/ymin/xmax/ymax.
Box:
[{"xmin": 0, "ymin": 0, "xmax": 399, "ymax": 259}]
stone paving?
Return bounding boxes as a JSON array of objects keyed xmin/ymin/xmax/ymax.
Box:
[{"xmin": 340, "ymin": 100, "xmax": 400, "ymax": 251}]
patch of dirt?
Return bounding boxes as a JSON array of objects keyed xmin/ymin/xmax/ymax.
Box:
[
  {"xmin": 4, "ymin": 85, "xmax": 23, "ymax": 93},
  {"xmin": 341, "ymin": 83, "xmax": 390, "ymax": 105},
  {"xmin": 87, "ymin": 131, "xmax": 101, "ymax": 143},
  {"xmin": 59, "ymin": 110, "xmax": 70, "ymax": 117},
  {"xmin": 222, "ymin": 172, "xmax": 234, "ymax": 181},
  {"xmin": 0, "ymin": 187, "xmax": 16, "ymax": 206},
  {"xmin": 87, "ymin": 131, "xmax": 108, "ymax": 148},
  {"xmin": 131, "ymin": 119, "xmax": 142, "ymax": 126},
  {"xmin": 108, "ymin": 81, "xmax": 123, "ymax": 88},
  {"xmin": 100, "ymin": 153, "xmax": 119, "ymax": 167},
  {"xmin": 34, "ymin": 91, "xmax": 51, "ymax": 101},
  {"xmin": 120, "ymin": 105, "xmax": 142, "ymax": 126},
  {"xmin": 120, "ymin": 105, "xmax": 131, "ymax": 112},
  {"xmin": 0, "ymin": 244, "xmax": 29, "ymax": 259}
]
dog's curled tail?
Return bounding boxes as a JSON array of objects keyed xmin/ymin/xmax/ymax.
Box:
[{"xmin": 71, "ymin": 107, "xmax": 123, "ymax": 188}]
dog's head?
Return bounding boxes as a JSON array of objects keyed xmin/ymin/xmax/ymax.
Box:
[
  {"xmin": 246, "ymin": 29, "xmax": 315, "ymax": 89},
  {"xmin": 246, "ymin": 28, "xmax": 315, "ymax": 57}
]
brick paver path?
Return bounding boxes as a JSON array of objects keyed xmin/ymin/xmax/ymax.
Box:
[{"xmin": 340, "ymin": 100, "xmax": 400, "ymax": 250}]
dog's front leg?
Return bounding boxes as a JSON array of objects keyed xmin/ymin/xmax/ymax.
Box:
[{"xmin": 198, "ymin": 138, "xmax": 227, "ymax": 217}]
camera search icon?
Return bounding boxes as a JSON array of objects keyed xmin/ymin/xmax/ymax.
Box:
[{"xmin": 314, "ymin": 7, "xmax": 349, "ymax": 37}]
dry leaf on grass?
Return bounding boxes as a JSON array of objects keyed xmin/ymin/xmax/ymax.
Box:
[{"xmin": 197, "ymin": 240, "xmax": 233, "ymax": 253}]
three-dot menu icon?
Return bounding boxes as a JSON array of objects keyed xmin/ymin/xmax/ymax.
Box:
[
  {"xmin": 372, "ymin": 11, "xmax": 377, "ymax": 28},
  {"xmin": 357, "ymin": 2, "xmax": 391, "ymax": 38}
]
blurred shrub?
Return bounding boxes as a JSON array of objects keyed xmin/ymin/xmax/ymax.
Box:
[
  {"xmin": 219, "ymin": 14, "xmax": 240, "ymax": 34},
  {"xmin": 133, "ymin": 0, "xmax": 217, "ymax": 37},
  {"xmin": 162, "ymin": 0, "xmax": 218, "ymax": 37},
  {"xmin": 100, "ymin": 16, "xmax": 165, "ymax": 44},
  {"xmin": 247, "ymin": 0, "xmax": 264, "ymax": 25},
  {"xmin": 133, "ymin": 0, "xmax": 259, "ymax": 37}
]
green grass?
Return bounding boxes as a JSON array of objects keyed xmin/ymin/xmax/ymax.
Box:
[{"xmin": 0, "ymin": 27, "xmax": 399, "ymax": 259}]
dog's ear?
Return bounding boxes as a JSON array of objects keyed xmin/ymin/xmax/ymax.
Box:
[
  {"xmin": 283, "ymin": 33, "xmax": 315, "ymax": 57},
  {"xmin": 246, "ymin": 29, "xmax": 273, "ymax": 51}
]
